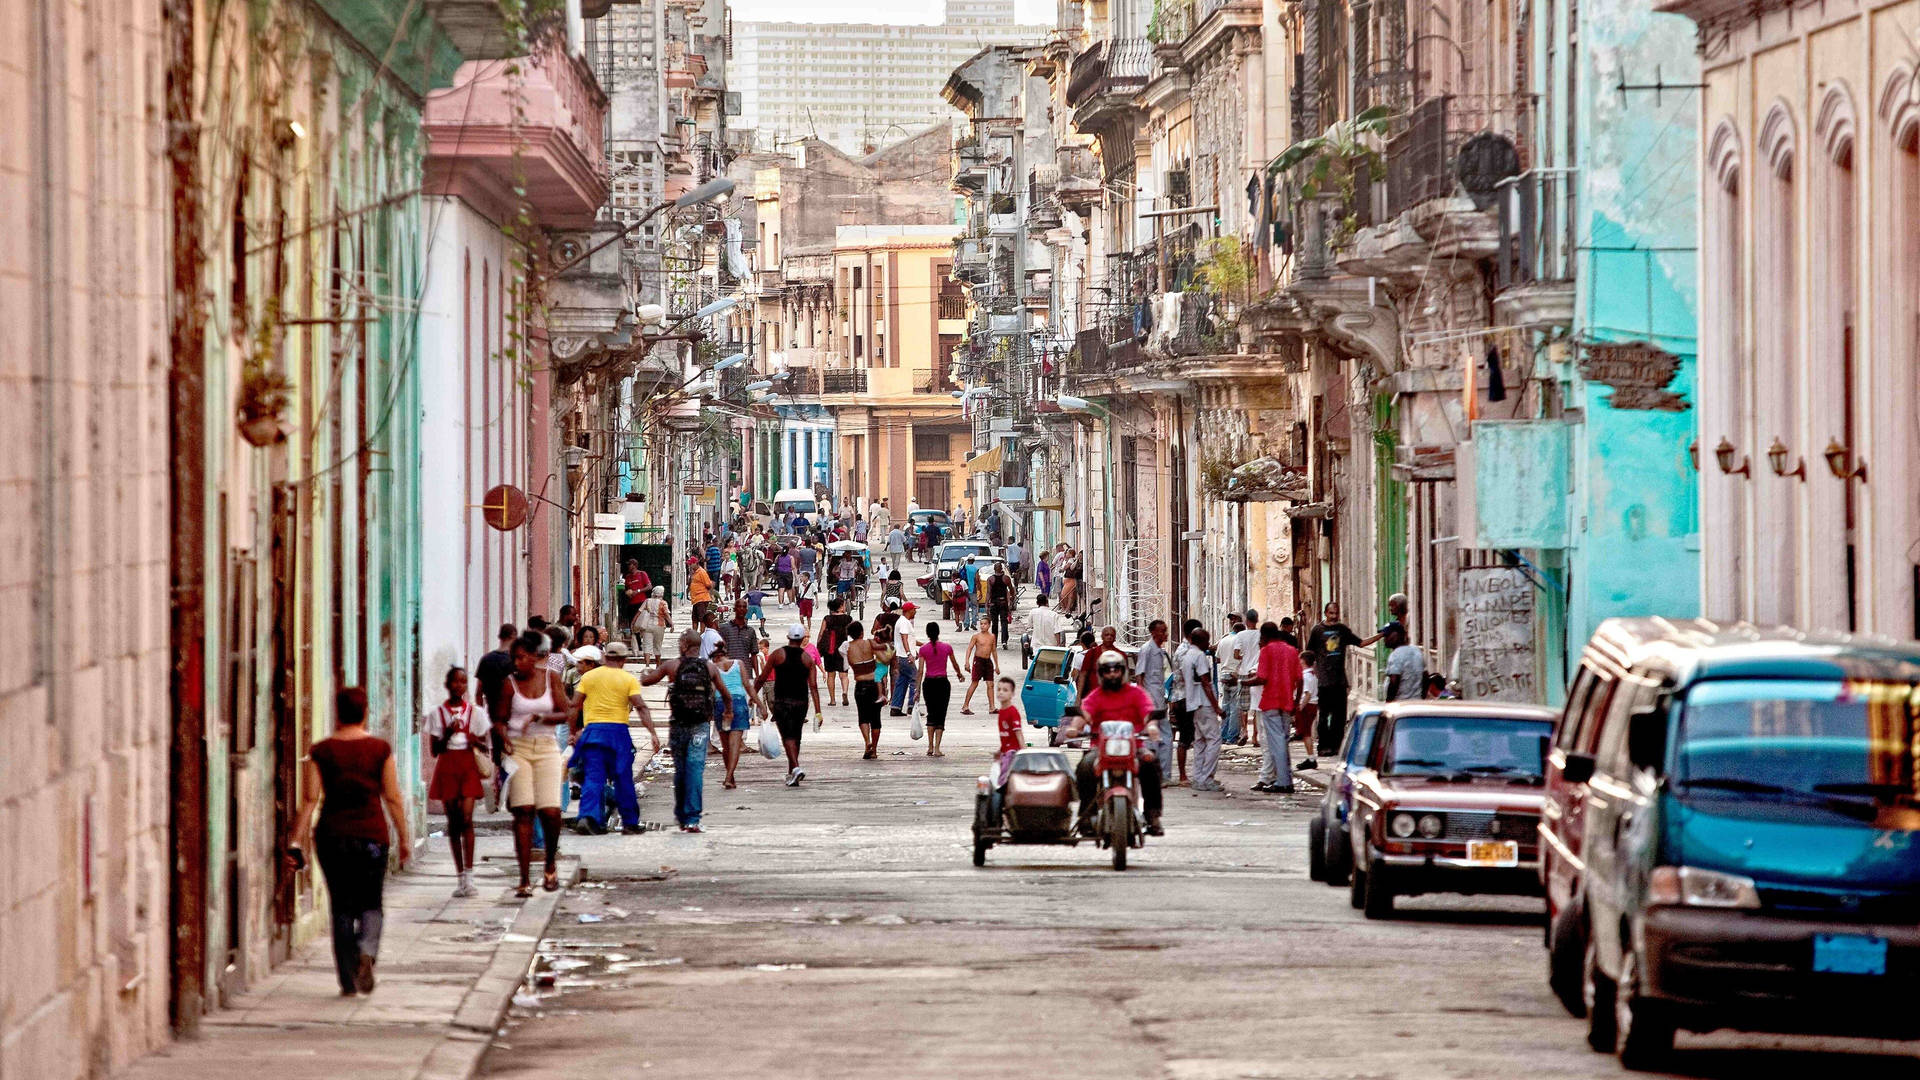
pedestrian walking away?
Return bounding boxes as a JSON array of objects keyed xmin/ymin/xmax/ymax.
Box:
[
  {"xmin": 1181, "ymin": 627, "xmax": 1226, "ymax": 791},
  {"xmin": 818, "ymin": 597, "xmax": 853, "ymax": 706},
  {"xmin": 502, "ymin": 631, "xmax": 572, "ymax": 895},
  {"xmin": 290, "ymin": 688, "xmax": 411, "ymax": 996},
  {"xmin": 917, "ymin": 622, "xmax": 963, "ymax": 756},
  {"xmin": 1242, "ymin": 622, "xmax": 1303, "ymax": 793},
  {"xmin": 425, "ymin": 667, "xmax": 489, "ymax": 897},
  {"xmin": 641, "ymin": 631, "xmax": 731, "ymax": 832},
  {"xmin": 960, "ymin": 621, "xmax": 998, "ymax": 714},
  {"xmin": 754, "ymin": 624, "xmax": 826, "ymax": 786},
  {"xmin": 568, "ymin": 643, "xmax": 658, "ymax": 834},
  {"xmin": 710, "ymin": 640, "xmax": 753, "ymax": 788},
  {"xmin": 889, "ymin": 601, "xmax": 922, "ymax": 715},
  {"xmin": 986, "ymin": 562, "xmax": 1014, "ymax": 643},
  {"xmin": 844, "ymin": 621, "xmax": 886, "ymax": 759}
]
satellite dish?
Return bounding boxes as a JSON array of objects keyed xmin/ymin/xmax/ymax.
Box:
[{"xmin": 479, "ymin": 484, "xmax": 529, "ymax": 531}]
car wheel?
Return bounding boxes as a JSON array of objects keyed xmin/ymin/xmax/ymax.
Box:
[
  {"xmin": 1362, "ymin": 864, "xmax": 1394, "ymax": 919},
  {"xmin": 972, "ymin": 838, "xmax": 988, "ymax": 867},
  {"xmin": 1583, "ymin": 934, "xmax": 1617, "ymax": 1052},
  {"xmin": 1348, "ymin": 862, "xmax": 1368, "ymax": 909},
  {"xmin": 1307, "ymin": 816, "xmax": 1327, "ymax": 882},
  {"xmin": 1327, "ymin": 824, "xmax": 1353, "ymax": 886},
  {"xmin": 1614, "ymin": 949, "xmax": 1674, "ymax": 1070},
  {"xmin": 1548, "ymin": 902, "xmax": 1588, "ymax": 1018}
]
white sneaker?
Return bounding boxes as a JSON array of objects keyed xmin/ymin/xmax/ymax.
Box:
[
  {"xmin": 792, "ymin": 767, "xmax": 806, "ymax": 785},
  {"xmin": 452, "ymin": 872, "xmax": 477, "ymax": 898},
  {"xmin": 784, "ymin": 769, "xmax": 799, "ymax": 787}
]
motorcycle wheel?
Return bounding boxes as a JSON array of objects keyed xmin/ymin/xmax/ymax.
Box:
[
  {"xmin": 1108, "ymin": 794, "xmax": 1131, "ymax": 871},
  {"xmin": 1046, "ymin": 728, "xmax": 1059, "ymax": 747}
]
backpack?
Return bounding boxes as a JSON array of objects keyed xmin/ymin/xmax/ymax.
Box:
[{"xmin": 668, "ymin": 658, "xmax": 713, "ymax": 723}]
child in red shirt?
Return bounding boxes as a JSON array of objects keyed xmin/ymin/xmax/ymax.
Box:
[{"xmin": 993, "ymin": 676, "xmax": 1023, "ymax": 782}]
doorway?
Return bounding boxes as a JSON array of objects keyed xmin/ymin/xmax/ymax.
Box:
[{"xmin": 915, "ymin": 472, "xmax": 949, "ymax": 511}]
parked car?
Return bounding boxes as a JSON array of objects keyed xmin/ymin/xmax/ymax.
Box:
[
  {"xmin": 1555, "ymin": 618, "xmax": 1920, "ymax": 1070},
  {"xmin": 1307, "ymin": 702, "xmax": 1387, "ymax": 885},
  {"xmin": 1346, "ymin": 701, "xmax": 1557, "ymax": 919},
  {"xmin": 919, "ymin": 540, "xmax": 998, "ymax": 601}
]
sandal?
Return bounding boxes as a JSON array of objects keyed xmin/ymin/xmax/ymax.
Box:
[
  {"xmin": 515, "ymin": 884, "xmax": 534, "ymax": 898},
  {"xmin": 542, "ymin": 871, "xmax": 560, "ymax": 892}
]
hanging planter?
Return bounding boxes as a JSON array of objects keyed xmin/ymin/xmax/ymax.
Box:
[{"xmin": 236, "ymin": 369, "xmax": 293, "ymax": 447}]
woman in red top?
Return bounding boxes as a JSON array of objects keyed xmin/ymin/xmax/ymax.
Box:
[{"xmin": 292, "ymin": 688, "xmax": 412, "ymax": 996}]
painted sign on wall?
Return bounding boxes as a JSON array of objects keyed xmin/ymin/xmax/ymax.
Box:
[
  {"xmin": 1457, "ymin": 566, "xmax": 1537, "ymax": 702},
  {"xmin": 1578, "ymin": 341, "xmax": 1688, "ymax": 411}
]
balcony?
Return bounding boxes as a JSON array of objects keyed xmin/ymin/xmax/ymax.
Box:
[
  {"xmin": 779, "ymin": 369, "xmax": 820, "ymax": 397},
  {"xmin": 756, "ymin": 268, "xmax": 784, "ymax": 293},
  {"xmin": 1383, "ymin": 93, "xmax": 1530, "ymax": 221},
  {"xmin": 1066, "ymin": 38, "xmax": 1152, "ymax": 115},
  {"xmin": 938, "ymin": 291, "xmax": 968, "ymax": 321},
  {"xmin": 922, "ymin": 357, "xmax": 960, "ymax": 394},
  {"xmin": 822, "ymin": 370, "xmax": 868, "ymax": 395},
  {"xmin": 1494, "ymin": 169, "xmax": 1577, "ymax": 329},
  {"xmin": 424, "ymin": 34, "xmax": 609, "ymax": 225}
]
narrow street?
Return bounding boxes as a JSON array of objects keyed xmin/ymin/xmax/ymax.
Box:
[{"xmin": 477, "ymin": 603, "xmax": 1916, "ymax": 1080}]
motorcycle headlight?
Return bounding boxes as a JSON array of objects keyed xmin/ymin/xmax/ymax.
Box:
[
  {"xmin": 1103, "ymin": 737, "xmax": 1134, "ymax": 758},
  {"xmin": 1389, "ymin": 812, "xmax": 1417, "ymax": 838},
  {"xmin": 1647, "ymin": 866, "xmax": 1761, "ymax": 909},
  {"xmin": 1417, "ymin": 813, "xmax": 1444, "ymax": 838}
]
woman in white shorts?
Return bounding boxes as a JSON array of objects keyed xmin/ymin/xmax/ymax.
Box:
[{"xmin": 503, "ymin": 631, "xmax": 570, "ymax": 896}]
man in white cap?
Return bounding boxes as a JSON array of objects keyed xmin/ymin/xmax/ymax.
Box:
[
  {"xmin": 568, "ymin": 642, "xmax": 657, "ymax": 834},
  {"xmin": 755, "ymin": 624, "xmax": 825, "ymax": 786}
]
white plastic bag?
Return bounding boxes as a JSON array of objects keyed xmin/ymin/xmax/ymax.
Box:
[
  {"xmin": 758, "ymin": 722, "xmax": 782, "ymax": 760},
  {"xmin": 910, "ymin": 710, "xmax": 925, "ymax": 741}
]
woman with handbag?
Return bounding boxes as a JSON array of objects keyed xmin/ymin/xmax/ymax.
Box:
[{"xmin": 426, "ymin": 667, "xmax": 491, "ymax": 898}]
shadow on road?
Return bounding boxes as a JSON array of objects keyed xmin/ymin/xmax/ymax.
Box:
[{"xmin": 1659, "ymin": 1045, "xmax": 1920, "ymax": 1078}]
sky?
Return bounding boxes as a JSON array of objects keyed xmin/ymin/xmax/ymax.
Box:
[{"xmin": 729, "ymin": 0, "xmax": 1056, "ymax": 24}]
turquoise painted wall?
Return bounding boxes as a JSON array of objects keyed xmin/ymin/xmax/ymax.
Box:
[{"xmin": 1566, "ymin": 0, "xmax": 1702, "ymax": 671}]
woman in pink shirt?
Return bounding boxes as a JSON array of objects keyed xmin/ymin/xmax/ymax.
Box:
[{"xmin": 916, "ymin": 623, "xmax": 963, "ymax": 756}]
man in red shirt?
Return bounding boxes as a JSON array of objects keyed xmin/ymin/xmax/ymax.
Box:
[
  {"xmin": 1062, "ymin": 654, "xmax": 1164, "ymax": 835},
  {"xmin": 1075, "ymin": 625, "xmax": 1126, "ymax": 699},
  {"xmin": 1243, "ymin": 621, "xmax": 1303, "ymax": 793}
]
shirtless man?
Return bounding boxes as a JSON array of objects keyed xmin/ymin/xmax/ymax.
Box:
[{"xmin": 959, "ymin": 621, "xmax": 999, "ymax": 715}]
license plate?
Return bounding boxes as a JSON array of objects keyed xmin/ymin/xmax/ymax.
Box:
[
  {"xmin": 1813, "ymin": 933, "xmax": 1887, "ymax": 976},
  {"xmin": 1465, "ymin": 840, "xmax": 1519, "ymax": 867}
]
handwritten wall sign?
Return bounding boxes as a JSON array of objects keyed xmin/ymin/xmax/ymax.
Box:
[
  {"xmin": 1457, "ymin": 566, "xmax": 1537, "ymax": 702},
  {"xmin": 1578, "ymin": 341, "xmax": 1688, "ymax": 411}
]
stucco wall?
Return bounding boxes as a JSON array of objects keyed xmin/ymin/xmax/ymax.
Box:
[{"xmin": 2, "ymin": 0, "xmax": 174, "ymax": 1071}]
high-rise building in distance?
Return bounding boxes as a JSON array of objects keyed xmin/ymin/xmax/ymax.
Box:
[{"xmin": 734, "ymin": 0, "xmax": 1053, "ymax": 155}]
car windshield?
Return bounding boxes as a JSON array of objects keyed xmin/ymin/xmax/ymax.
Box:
[
  {"xmin": 1380, "ymin": 715, "xmax": 1551, "ymax": 778},
  {"xmin": 1675, "ymin": 679, "xmax": 1920, "ymax": 824}
]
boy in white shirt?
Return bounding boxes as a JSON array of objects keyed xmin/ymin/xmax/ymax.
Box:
[{"xmin": 1295, "ymin": 650, "xmax": 1321, "ymax": 770}]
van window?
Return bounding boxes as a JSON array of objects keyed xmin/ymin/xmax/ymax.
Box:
[
  {"xmin": 1596, "ymin": 673, "xmax": 1659, "ymax": 776},
  {"xmin": 1557, "ymin": 664, "xmax": 1598, "ymax": 751},
  {"xmin": 1029, "ymin": 650, "xmax": 1071, "ymax": 683},
  {"xmin": 1573, "ymin": 668, "xmax": 1619, "ymax": 754},
  {"xmin": 1674, "ymin": 678, "xmax": 1920, "ymax": 826}
]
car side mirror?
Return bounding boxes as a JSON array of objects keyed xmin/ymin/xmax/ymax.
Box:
[
  {"xmin": 1628, "ymin": 704, "xmax": 1668, "ymax": 770},
  {"xmin": 1561, "ymin": 752, "xmax": 1596, "ymax": 784}
]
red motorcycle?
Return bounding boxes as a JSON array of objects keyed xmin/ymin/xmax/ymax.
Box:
[{"xmin": 1089, "ymin": 719, "xmax": 1145, "ymax": 869}]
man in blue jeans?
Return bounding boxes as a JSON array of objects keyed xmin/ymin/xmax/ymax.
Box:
[
  {"xmin": 642, "ymin": 631, "xmax": 731, "ymax": 832},
  {"xmin": 568, "ymin": 643, "xmax": 658, "ymax": 835}
]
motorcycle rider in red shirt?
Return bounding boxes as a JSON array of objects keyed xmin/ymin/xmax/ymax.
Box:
[{"xmin": 1060, "ymin": 654, "xmax": 1165, "ymax": 836}]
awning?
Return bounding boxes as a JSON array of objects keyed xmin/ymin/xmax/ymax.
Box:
[{"xmin": 966, "ymin": 444, "xmax": 1006, "ymax": 474}]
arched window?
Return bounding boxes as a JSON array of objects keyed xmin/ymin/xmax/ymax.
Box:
[
  {"xmin": 1754, "ymin": 102, "xmax": 1799, "ymax": 626},
  {"xmin": 1811, "ymin": 85, "xmax": 1858, "ymax": 629},
  {"xmin": 1702, "ymin": 120, "xmax": 1747, "ymax": 619},
  {"xmin": 1875, "ymin": 68, "xmax": 1920, "ymax": 636}
]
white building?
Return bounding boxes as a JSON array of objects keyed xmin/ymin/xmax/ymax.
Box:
[{"xmin": 734, "ymin": 0, "xmax": 1052, "ymax": 155}]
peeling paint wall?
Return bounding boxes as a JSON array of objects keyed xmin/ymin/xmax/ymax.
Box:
[{"xmin": 1566, "ymin": 0, "xmax": 1702, "ymax": 669}]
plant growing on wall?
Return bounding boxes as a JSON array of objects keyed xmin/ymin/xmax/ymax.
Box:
[
  {"xmin": 1199, "ymin": 451, "xmax": 1236, "ymax": 500},
  {"xmin": 1270, "ymin": 104, "xmax": 1395, "ymax": 244}
]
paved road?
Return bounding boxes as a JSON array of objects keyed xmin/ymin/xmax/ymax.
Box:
[{"xmin": 477, "ymin": 597, "xmax": 1918, "ymax": 1080}]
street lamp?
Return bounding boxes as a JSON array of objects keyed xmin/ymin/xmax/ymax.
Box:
[
  {"xmin": 745, "ymin": 380, "xmax": 773, "ymax": 392},
  {"xmin": 1713, "ymin": 438, "xmax": 1750, "ymax": 477},
  {"xmin": 713, "ymin": 352, "xmax": 747, "ymax": 371},
  {"xmin": 549, "ymin": 178, "xmax": 735, "ymax": 278},
  {"xmin": 1823, "ymin": 438, "xmax": 1868, "ymax": 483},
  {"xmin": 694, "ymin": 295, "xmax": 743, "ymax": 319},
  {"xmin": 1766, "ymin": 438, "xmax": 1805, "ymax": 481}
]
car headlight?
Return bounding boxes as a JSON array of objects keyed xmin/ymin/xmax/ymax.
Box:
[
  {"xmin": 1389, "ymin": 812, "xmax": 1417, "ymax": 838},
  {"xmin": 1647, "ymin": 866, "xmax": 1761, "ymax": 909},
  {"xmin": 1417, "ymin": 813, "xmax": 1444, "ymax": 838}
]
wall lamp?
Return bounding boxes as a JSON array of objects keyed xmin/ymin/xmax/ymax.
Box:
[
  {"xmin": 1823, "ymin": 439, "xmax": 1868, "ymax": 483},
  {"xmin": 1766, "ymin": 438, "xmax": 1806, "ymax": 481},
  {"xmin": 1713, "ymin": 438, "xmax": 1749, "ymax": 477}
]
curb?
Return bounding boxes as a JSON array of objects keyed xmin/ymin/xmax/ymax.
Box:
[{"xmin": 413, "ymin": 857, "xmax": 581, "ymax": 1080}]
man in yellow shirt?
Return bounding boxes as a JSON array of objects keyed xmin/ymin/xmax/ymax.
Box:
[{"xmin": 569, "ymin": 643, "xmax": 658, "ymax": 834}]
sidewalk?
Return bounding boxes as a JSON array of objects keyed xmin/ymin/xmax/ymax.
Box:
[{"xmin": 118, "ymin": 839, "xmax": 573, "ymax": 1080}]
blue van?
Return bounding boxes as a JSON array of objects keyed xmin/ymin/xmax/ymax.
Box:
[{"xmin": 1559, "ymin": 619, "xmax": 1920, "ymax": 1069}]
